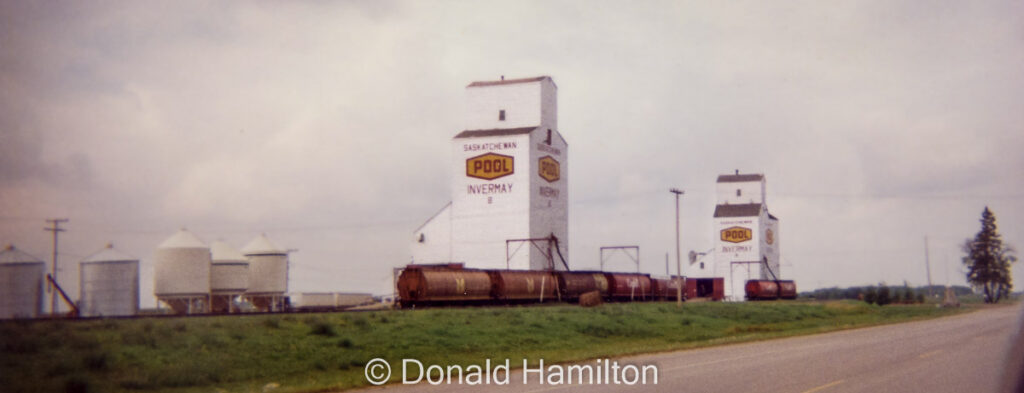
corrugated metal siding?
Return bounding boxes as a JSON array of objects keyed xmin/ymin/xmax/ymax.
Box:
[
  {"xmin": 0, "ymin": 263, "xmax": 44, "ymax": 319},
  {"xmin": 80, "ymin": 261, "xmax": 139, "ymax": 317}
]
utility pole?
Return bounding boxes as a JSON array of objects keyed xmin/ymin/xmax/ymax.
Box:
[
  {"xmin": 924, "ymin": 236, "xmax": 933, "ymax": 298},
  {"xmin": 670, "ymin": 188, "xmax": 684, "ymax": 307},
  {"xmin": 44, "ymin": 218, "xmax": 68, "ymax": 315}
]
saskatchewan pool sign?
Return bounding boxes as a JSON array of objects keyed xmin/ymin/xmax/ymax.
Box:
[
  {"xmin": 720, "ymin": 226, "xmax": 753, "ymax": 243},
  {"xmin": 538, "ymin": 156, "xmax": 560, "ymax": 183},
  {"xmin": 466, "ymin": 153, "xmax": 514, "ymax": 181}
]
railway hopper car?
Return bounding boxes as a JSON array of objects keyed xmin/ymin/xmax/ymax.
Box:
[
  {"xmin": 396, "ymin": 264, "xmax": 698, "ymax": 307},
  {"xmin": 745, "ymin": 280, "xmax": 798, "ymax": 300},
  {"xmin": 651, "ymin": 277, "xmax": 685, "ymax": 301},
  {"xmin": 604, "ymin": 273, "xmax": 652, "ymax": 301},
  {"xmin": 555, "ymin": 271, "xmax": 609, "ymax": 301},
  {"xmin": 397, "ymin": 265, "xmax": 492, "ymax": 307},
  {"xmin": 489, "ymin": 270, "xmax": 560, "ymax": 303},
  {"xmin": 745, "ymin": 280, "xmax": 779, "ymax": 300},
  {"xmin": 778, "ymin": 280, "xmax": 797, "ymax": 299}
]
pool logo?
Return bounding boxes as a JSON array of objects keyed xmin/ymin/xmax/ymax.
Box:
[
  {"xmin": 539, "ymin": 156, "xmax": 560, "ymax": 183},
  {"xmin": 466, "ymin": 153, "xmax": 514, "ymax": 180},
  {"xmin": 720, "ymin": 227, "xmax": 752, "ymax": 243}
]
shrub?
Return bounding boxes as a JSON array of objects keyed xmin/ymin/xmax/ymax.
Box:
[
  {"xmin": 83, "ymin": 352, "xmax": 108, "ymax": 371},
  {"xmin": 338, "ymin": 338, "xmax": 354, "ymax": 348},
  {"xmin": 310, "ymin": 322, "xmax": 337, "ymax": 337},
  {"xmin": 863, "ymin": 287, "xmax": 877, "ymax": 305},
  {"xmin": 876, "ymin": 286, "xmax": 892, "ymax": 306}
]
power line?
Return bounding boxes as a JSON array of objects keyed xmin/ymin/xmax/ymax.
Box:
[{"xmin": 774, "ymin": 193, "xmax": 1024, "ymax": 200}]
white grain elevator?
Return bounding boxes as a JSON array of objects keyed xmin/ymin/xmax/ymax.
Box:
[
  {"xmin": 689, "ymin": 171, "xmax": 781, "ymax": 301},
  {"xmin": 412, "ymin": 76, "xmax": 569, "ymax": 271}
]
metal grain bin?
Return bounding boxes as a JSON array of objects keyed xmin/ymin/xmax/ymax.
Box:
[
  {"xmin": 242, "ymin": 234, "xmax": 288, "ymax": 311},
  {"xmin": 154, "ymin": 229, "xmax": 211, "ymax": 313},
  {"xmin": 241, "ymin": 234, "xmax": 288, "ymax": 294},
  {"xmin": 0, "ymin": 245, "xmax": 44, "ymax": 319},
  {"xmin": 210, "ymin": 240, "xmax": 249, "ymax": 313},
  {"xmin": 210, "ymin": 240, "xmax": 248, "ymax": 293},
  {"xmin": 79, "ymin": 244, "xmax": 139, "ymax": 317}
]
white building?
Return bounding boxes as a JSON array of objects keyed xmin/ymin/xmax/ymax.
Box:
[
  {"xmin": 689, "ymin": 171, "xmax": 780, "ymax": 301},
  {"xmin": 412, "ymin": 76, "xmax": 569, "ymax": 271}
]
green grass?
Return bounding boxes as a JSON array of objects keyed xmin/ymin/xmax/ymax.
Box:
[{"xmin": 0, "ymin": 301, "xmax": 972, "ymax": 392}]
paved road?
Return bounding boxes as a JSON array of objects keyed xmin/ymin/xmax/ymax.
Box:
[{"xmin": 359, "ymin": 305, "xmax": 1023, "ymax": 393}]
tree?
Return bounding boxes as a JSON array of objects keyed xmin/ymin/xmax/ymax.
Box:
[
  {"xmin": 862, "ymin": 287, "xmax": 877, "ymax": 304},
  {"xmin": 901, "ymin": 281, "xmax": 913, "ymax": 304},
  {"xmin": 876, "ymin": 285, "xmax": 891, "ymax": 306},
  {"xmin": 962, "ymin": 207, "xmax": 1018, "ymax": 303}
]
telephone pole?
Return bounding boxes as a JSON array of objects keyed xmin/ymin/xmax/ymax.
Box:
[
  {"xmin": 670, "ymin": 188, "xmax": 684, "ymax": 307},
  {"xmin": 44, "ymin": 218, "xmax": 68, "ymax": 314},
  {"xmin": 924, "ymin": 236, "xmax": 933, "ymax": 298}
]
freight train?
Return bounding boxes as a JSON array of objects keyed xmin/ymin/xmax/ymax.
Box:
[
  {"xmin": 744, "ymin": 280, "xmax": 798, "ymax": 300},
  {"xmin": 396, "ymin": 264, "xmax": 684, "ymax": 308}
]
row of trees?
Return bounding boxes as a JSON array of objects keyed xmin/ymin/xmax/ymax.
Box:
[
  {"xmin": 862, "ymin": 285, "xmax": 924, "ymax": 305},
  {"xmin": 802, "ymin": 284, "xmax": 960, "ymax": 305},
  {"xmin": 802, "ymin": 207, "xmax": 1017, "ymax": 305}
]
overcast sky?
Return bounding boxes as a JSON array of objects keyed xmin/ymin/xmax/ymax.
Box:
[{"xmin": 2, "ymin": 1, "xmax": 1022, "ymax": 308}]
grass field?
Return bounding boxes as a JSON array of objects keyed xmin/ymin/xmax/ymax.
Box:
[{"xmin": 0, "ymin": 301, "xmax": 972, "ymax": 392}]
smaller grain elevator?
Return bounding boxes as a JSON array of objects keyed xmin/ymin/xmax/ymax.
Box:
[{"xmin": 689, "ymin": 171, "xmax": 780, "ymax": 301}]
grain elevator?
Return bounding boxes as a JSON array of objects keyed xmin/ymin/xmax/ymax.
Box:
[
  {"xmin": 689, "ymin": 171, "xmax": 781, "ymax": 300},
  {"xmin": 412, "ymin": 76, "xmax": 568, "ymax": 271}
]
